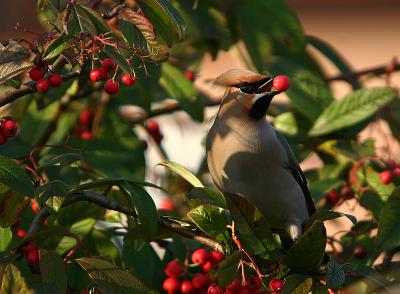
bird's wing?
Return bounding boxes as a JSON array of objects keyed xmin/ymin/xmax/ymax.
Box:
[{"xmin": 274, "ymin": 129, "xmax": 316, "ymax": 217}]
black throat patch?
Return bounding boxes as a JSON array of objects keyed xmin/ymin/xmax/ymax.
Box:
[{"xmin": 249, "ymin": 94, "xmax": 274, "ymax": 120}]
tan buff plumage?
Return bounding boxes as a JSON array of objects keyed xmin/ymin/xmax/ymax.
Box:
[{"xmin": 206, "ymin": 69, "xmax": 314, "ymax": 244}]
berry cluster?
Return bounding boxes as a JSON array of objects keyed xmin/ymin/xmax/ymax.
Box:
[
  {"xmin": 76, "ymin": 108, "xmax": 95, "ymax": 140},
  {"xmin": 325, "ymin": 185, "xmax": 355, "ymax": 207},
  {"xmin": 146, "ymin": 120, "xmax": 163, "ymax": 143},
  {"xmin": 16, "ymin": 229, "xmax": 40, "ymax": 266},
  {"xmin": 0, "ymin": 117, "xmax": 18, "ymax": 145},
  {"xmin": 29, "ymin": 65, "xmax": 63, "ymax": 93},
  {"xmin": 89, "ymin": 58, "xmax": 136, "ymax": 95},
  {"xmin": 379, "ymin": 161, "xmax": 400, "ymax": 185}
]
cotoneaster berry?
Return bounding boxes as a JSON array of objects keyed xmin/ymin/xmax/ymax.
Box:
[
  {"xmin": 80, "ymin": 131, "xmax": 93, "ymax": 140},
  {"xmin": 238, "ymin": 286, "xmax": 251, "ymax": 294},
  {"xmin": 159, "ymin": 198, "xmax": 176, "ymax": 211},
  {"xmin": 37, "ymin": 78, "xmax": 50, "ymax": 92},
  {"xmin": 341, "ymin": 185, "xmax": 354, "ymax": 200},
  {"xmin": 153, "ymin": 132, "xmax": 164, "ymax": 143},
  {"xmin": 31, "ymin": 200, "xmax": 40, "ymax": 214},
  {"xmin": 79, "ymin": 109, "xmax": 94, "ymax": 124},
  {"xmin": 89, "ymin": 68, "xmax": 103, "ymax": 82},
  {"xmin": 21, "ymin": 241, "xmax": 37, "ymax": 254},
  {"xmin": 26, "ymin": 248, "xmax": 40, "ymax": 266},
  {"xmin": 121, "ymin": 74, "xmax": 136, "ymax": 87},
  {"xmin": 0, "ymin": 134, "xmax": 6, "ymax": 145},
  {"xmin": 16, "ymin": 229, "xmax": 27, "ymax": 238},
  {"xmin": 29, "ymin": 67, "xmax": 45, "ymax": 81},
  {"xmin": 2, "ymin": 119, "xmax": 18, "ymax": 138},
  {"xmin": 207, "ymin": 284, "xmax": 224, "ymax": 294},
  {"xmin": 192, "ymin": 273, "xmax": 211, "ymax": 289},
  {"xmin": 101, "ymin": 58, "xmax": 116, "ymax": 72},
  {"xmin": 325, "ymin": 190, "xmax": 341, "ymax": 207},
  {"xmin": 273, "ymin": 75, "xmax": 290, "ymax": 92},
  {"xmin": 353, "ymin": 245, "xmax": 367, "ymax": 259},
  {"xmin": 146, "ymin": 120, "xmax": 160, "ymax": 134},
  {"xmin": 393, "ymin": 167, "xmax": 400, "ymax": 178},
  {"xmin": 380, "ymin": 170, "xmax": 393, "ymax": 185},
  {"xmin": 164, "ymin": 260, "xmax": 184, "ymax": 278},
  {"xmin": 226, "ymin": 280, "xmax": 241, "ymax": 293},
  {"xmin": 202, "ymin": 260, "xmax": 214, "ymax": 272},
  {"xmin": 49, "ymin": 74, "xmax": 63, "ymax": 87},
  {"xmin": 181, "ymin": 280, "xmax": 194, "ymax": 294},
  {"xmin": 104, "ymin": 80, "xmax": 120, "ymax": 95},
  {"xmin": 191, "ymin": 248, "xmax": 210, "ymax": 265},
  {"xmin": 246, "ymin": 275, "xmax": 262, "ymax": 291},
  {"xmin": 269, "ymin": 279, "xmax": 284, "ymax": 293},
  {"xmin": 184, "ymin": 70, "xmax": 195, "ymax": 82},
  {"xmin": 209, "ymin": 251, "xmax": 224, "ymax": 264},
  {"xmin": 162, "ymin": 277, "xmax": 181, "ymax": 294}
]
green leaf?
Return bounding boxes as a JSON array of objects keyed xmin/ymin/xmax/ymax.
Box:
[
  {"xmin": 307, "ymin": 36, "xmax": 361, "ymax": 89},
  {"xmin": 103, "ymin": 45, "xmax": 133, "ymax": 74},
  {"xmin": 72, "ymin": 178, "xmax": 161, "ymax": 192},
  {"xmin": 37, "ymin": 153, "xmax": 83, "ymax": 170},
  {"xmin": 0, "ymin": 227, "xmax": 12, "ymax": 252},
  {"xmin": 39, "ymin": 250, "xmax": 67, "ymax": 294},
  {"xmin": 67, "ymin": 3, "xmax": 96, "ymax": 36},
  {"xmin": 0, "ymin": 264, "xmax": 29, "ymax": 293},
  {"xmin": 37, "ymin": 180, "xmax": 69, "ymax": 213},
  {"xmin": 44, "ymin": 35, "xmax": 71, "ymax": 60},
  {"xmin": 376, "ymin": 188, "xmax": 400, "ymax": 251},
  {"xmin": 0, "ymin": 61, "xmax": 32, "ymax": 86},
  {"xmin": 158, "ymin": 160, "xmax": 204, "ymax": 187},
  {"xmin": 283, "ymin": 221, "xmax": 326, "ymax": 272},
  {"xmin": 214, "ymin": 251, "xmax": 244, "ymax": 287},
  {"xmin": 273, "ymin": 112, "xmax": 299, "ymax": 136},
  {"xmin": 186, "ymin": 187, "xmax": 226, "ymax": 209},
  {"xmin": 364, "ymin": 166, "xmax": 395, "ymax": 201},
  {"xmin": 160, "ymin": 63, "xmax": 204, "ymax": 121},
  {"xmin": 0, "ymin": 40, "xmax": 30, "ymax": 64},
  {"xmin": 305, "ymin": 210, "xmax": 356, "ymax": 230},
  {"xmin": 122, "ymin": 183, "xmax": 159, "ymax": 250},
  {"xmin": 136, "ymin": 0, "xmax": 185, "ymax": 45},
  {"xmin": 326, "ymin": 260, "xmax": 345, "ymax": 290},
  {"xmin": 282, "ymin": 274, "xmax": 312, "ymax": 294},
  {"xmin": 309, "ymin": 88, "xmax": 397, "ymax": 136},
  {"xmin": 0, "ymin": 190, "xmax": 30, "ymax": 228},
  {"xmin": 121, "ymin": 8, "xmax": 169, "ymax": 62},
  {"xmin": 79, "ymin": 4, "xmax": 110, "ymax": 34},
  {"xmin": 75, "ymin": 257, "xmax": 153, "ymax": 293},
  {"xmin": 359, "ymin": 189, "xmax": 384, "ymax": 220},
  {"xmin": 187, "ymin": 204, "xmax": 229, "ymax": 243}
]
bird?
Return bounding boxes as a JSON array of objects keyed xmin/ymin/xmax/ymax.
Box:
[{"xmin": 206, "ymin": 68, "xmax": 317, "ymax": 248}]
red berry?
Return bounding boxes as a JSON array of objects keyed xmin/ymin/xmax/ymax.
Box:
[
  {"xmin": 209, "ymin": 251, "xmax": 224, "ymax": 265},
  {"xmin": 37, "ymin": 78, "xmax": 50, "ymax": 92},
  {"xmin": 104, "ymin": 80, "xmax": 120, "ymax": 95},
  {"xmin": 49, "ymin": 73, "xmax": 62, "ymax": 87},
  {"xmin": 327, "ymin": 289, "xmax": 336, "ymax": 294},
  {"xmin": 26, "ymin": 248, "xmax": 39, "ymax": 266},
  {"xmin": 101, "ymin": 58, "xmax": 116, "ymax": 72},
  {"xmin": 162, "ymin": 277, "xmax": 181, "ymax": 294},
  {"xmin": 207, "ymin": 284, "xmax": 224, "ymax": 294},
  {"xmin": 385, "ymin": 160, "xmax": 397, "ymax": 170},
  {"xmin": 0, "ymin": 134, "xmax": 7, "ymax": 145},
  {"xmin": 238, "ymin": 286, "xmax": 252, "ymax": 294},
  {"xmin": 31, "ymin": 200, "xmax": 40, "ymax": 214},
  {"xmin": 89, "ymin": 68, "xmax": 103, "ymax": 82},
  {"xmin": 181, "ymin": 280, "xmax": 195, "ymax": 294},
  {"xmin": 80, "ymin": 131, "xmax": 93, "ymax": 140},
  {"xmin": 79, "ymin": 109, "xmax": 95, "ymax": 124},
  {"xmin": 21, "ymin": 241, "xmax": 37, "ymax": 254},
  {"xmin": 393, "ymin": 167, "xmax": 400, "ymax": 178},
  {"xmin": 246, "ymin": 275, "xmax": 262, "ymax": 291},
  {"xmin": 353, "ymin": 245, "xmax": 367, "ymax": 259},
  {"xmin": 146, "ymin": 120, "xmax": 160, "ymax": 134},
  {"xmin": 192, "ymin": 273, "xmax": 211, "ymax": 289},
  {"xmin": 325, "ymin": 190, "xmax": 341, "ymax": 207},
  {"xmin": 121, "ymin": 74, "xmax": 136, "ymax": 87},
  {"xmin": 16, "ymin": 229, "xmax": 26, "ymax": 238},
  {"xmin": 159, "ymin": 198, "xmax": 176, "ymax": 211},
  {"xmin": 191, "ymin": 248, "xmax": 210, "ymax": 265},
  {"xmin": 29, "ymin": 67, "xmax": 45, "ymax": 81},
  {"xmin": 341, "ymin": 185, "xmax": 354, "ymax": 200},
  {"xmin": 184, "ymin": 70, "xmax": 195, "ymax": 82},
  {"xmin": 269, "ymin": 279, "xmax": 283, "ymax": 293},
  {"xmin": 226, "ymin": 280, "xmax": 241, "ymax": 293},
  {"xmin": 202, "ymin": 261, "xmax": 214, "ymax": 272},
  {"xmin": 99, "ymin": 69, "xmax": 108, "ymax": 81},
  {"xmin": 380, "ymin": 170, "xmax": 393, "ymax": 185},
  {"xmin": 272, "ymin": 75, "xmax": 290, "ymax": 92},
  {"xmin": 153, "ymin": 132, "xmax": 164, "ymax": 143},
  {"xmin": 164, "ymin": 260, "xmax": 184, "ymax": 278},
  {"xmin": 2, "ymin": 119, "xmax": 18, "ymax": 138}
]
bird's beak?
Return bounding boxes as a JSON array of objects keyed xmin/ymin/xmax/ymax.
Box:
[{"xmin": 254, "ymin": 77, "xmax": 274, "ymax": 94}]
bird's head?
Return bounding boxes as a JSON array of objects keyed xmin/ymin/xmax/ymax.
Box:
[{"xmin": 215, "ymin": 69, "xmax": 282, "ymax": 120}]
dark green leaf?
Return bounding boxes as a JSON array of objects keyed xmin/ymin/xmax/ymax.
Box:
[
  {"xmin": 214, "ymin": 251, "xmax": 244, "ymax": 287},
  {"xmin": 37, "ymin": 180, "xmax": 69, "ymax": 213},
  {"xmin": 305, "ymin": 210, "xmax": 356, "ymax": 230},
  {"xmin": 0, "ymin": 227, "xmax": 12, "ymax": 252},
  {"xmin": 308, "ymin": 36, "xmax": 361, "ymax": 89},
  {"xmin": 158, "ymin": 160, "xmax": 204, "ymax": 187},
  {"xmin": 67, "ymin": 3, "xmax": 96, "ymax": 36},
  {"xmin": 0, "ymin": 190, "xmax": 30, "ymax": 228},
  {"xmin": 283, "ymin": 221, "xmax": 326, "ymax": 272},
  {"xmin": 160, "ymin": 63, "xmax": 204, "ymax": 121},
  {"xmin": 79, "ymin": 4, "xmax": 110, "ymax": 34},
  {"xmin": 0, "ymin": 264, "xmax": 29, "ymax": 293},
  {"xmin": 136, "ymin": 0, "xmax": 185, "ymax": 45},
  {"xmin": 309, "ymin": 88, "xmax": 397, "ymax": 136},
  {"xmin": 376, "ymin": 188, "xmax": 400, "ymax": 251},
  {"xmin": 326, "ymin": 260, "xmax": 345, "ymax": 289},
  {"xmin": 75, "ymin": 257, "xmax": 153, "ymax": 294},
  {"xmin": 359, "ymin": 189, "xmax": 384, "ymax": 220},
  {"xmin": 39, "ymin": 250, "xmax": 67, "ymax": 294},
  {"xmin": 186, "ymin": 187, "xmax": 226, "ymax": 209},
  {"xmin": 187, "ymin": 204, "xmax": 229, "ymax": 243},
  {"xmin": 44, "ymin": 35, "xmax": 71, "ymax": 61},
  {"xmin": 37, "ymin": 153, "xmax": 83, "ymax": 170},
  {"xmin": 282, "ymin": 274, "xmax": 312, "ymax": 294}
]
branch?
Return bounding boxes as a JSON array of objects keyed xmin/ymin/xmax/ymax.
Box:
[
  {"xmin": 25, "ymin": 190, "xmax": 225, "ymax": 253},
  {"xmin": 101, "ymin": 4, "xmax": 125, "ymax": 19},
  {"xmin": 0, "ymin": 71, "xmax": 80, "ymax": 108}
]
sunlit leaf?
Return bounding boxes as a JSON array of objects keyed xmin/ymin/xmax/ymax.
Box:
[{"xmin": 158, "ymin": 160, "xmax": 204, "ymax": 188}]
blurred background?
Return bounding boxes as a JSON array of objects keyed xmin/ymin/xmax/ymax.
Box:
[{"xmin": 2, "ymin": 0, "xmax": 399, "ymax": 247}]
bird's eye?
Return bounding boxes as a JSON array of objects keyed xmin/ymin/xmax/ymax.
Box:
[{"xmin": 239, "ymin": 85, "xmax": 255, "ymax": 94}]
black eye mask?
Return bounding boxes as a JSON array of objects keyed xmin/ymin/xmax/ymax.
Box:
[{"xmin": 233, "ymin": 77, "xmax": 271, "ymax": 94}]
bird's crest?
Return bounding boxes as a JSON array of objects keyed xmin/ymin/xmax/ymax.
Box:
[{"xmin": 214, "ymin": 69, "xmax": 268, "ymax": 88}]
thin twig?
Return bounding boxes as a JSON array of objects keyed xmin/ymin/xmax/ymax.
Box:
[{"xmin": 102, "ymin": 4, "xmax": 125, "ymax": 19}]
